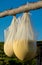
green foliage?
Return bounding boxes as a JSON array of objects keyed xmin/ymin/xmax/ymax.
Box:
[{"xmin": 0, "ymin": 42, "xmax": 37, "ymax": 65}]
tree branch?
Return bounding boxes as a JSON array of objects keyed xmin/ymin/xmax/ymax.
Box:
[{"xmin": 0, "ymin": 1, "xmax": 42, "ymax": 17}]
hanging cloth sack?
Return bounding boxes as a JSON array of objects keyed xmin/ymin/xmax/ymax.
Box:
[
  {"xmin": 13, "ymin": 13, "xmax": 37, "ymax": 61},
  {"xmin": 4, "ymin": 16, "xmax": 18, "ymax": 57}
]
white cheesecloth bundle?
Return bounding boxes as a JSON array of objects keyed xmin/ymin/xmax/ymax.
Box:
[
  {"xmin": 4, "ymin": 16, "xmax": 18, "ymax": 57},
  {"xmin": 13, "ymin": 13, "xmax": 37, "ymax": 61}
]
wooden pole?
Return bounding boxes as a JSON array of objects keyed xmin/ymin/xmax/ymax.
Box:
[{"xmin": 0, "ymin": 1, "xmax": 42, "ymax": 17}]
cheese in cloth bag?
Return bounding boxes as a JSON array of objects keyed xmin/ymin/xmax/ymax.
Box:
[
  {"xmin": 4, "ymin": 16, "xmax": 18, "ymax": 57},
  {"xmin": 13, "ymin": 13, "xmax": 37, "ymax": 61}
]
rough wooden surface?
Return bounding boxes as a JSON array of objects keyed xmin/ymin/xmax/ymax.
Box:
[{"xmin": 0, "ymin": 1, "xmax": 42, "ymax": 17}]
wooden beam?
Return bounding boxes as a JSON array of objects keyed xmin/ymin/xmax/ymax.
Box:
[{"xmin": 0, "ymin": 1, "xmax": 42, "ymax": 17}]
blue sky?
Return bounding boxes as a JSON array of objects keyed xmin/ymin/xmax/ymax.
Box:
[{"xmin": 0, "ymin": 0, "xmax": 42, "ymax": 42}]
